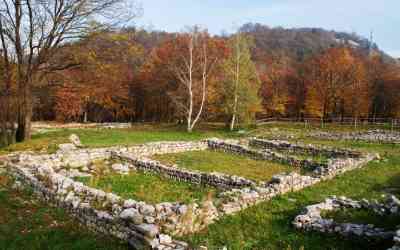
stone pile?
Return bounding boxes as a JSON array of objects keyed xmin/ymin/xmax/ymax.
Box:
[
  {"xmin": 293, "ymin": 196, "xmax": 400, "ymax": 249},
  {"xmin": 311, "ymin": 129, "xmax": 400, "ymax": 143}
]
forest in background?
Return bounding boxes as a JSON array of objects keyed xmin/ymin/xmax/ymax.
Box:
[{"xmin": 31, "ymin": 23, "xmax": 400, "ymax": 125}]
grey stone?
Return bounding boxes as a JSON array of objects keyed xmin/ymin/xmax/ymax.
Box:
[
  {"xmin": 158, "ymin": 234, "xmax": 172, "ymax": 244},
  {"xmin": 123, "ymin": 199, "xmax": 137, "ymax": 208},
  {"xmin": 119, "ymin": 208, "xmax": 143, "ymax": 224},
  {"xmin": 58, "ymin": 143, "xmax": 77, "ymax": 152},
  {"xmin": 69, "ymin": 134, "xmax": 82, "ymax": 147},
  {"xmin": 144, "ymin": 216, "xmax": 155, "ymax": 224},
  {"xmin": 140, "ymin": 204, "xmax": 156, "ymax": 216},
  {"xmin": 134, "ymin": 224, "xmax": 159, "ymax": 238}
]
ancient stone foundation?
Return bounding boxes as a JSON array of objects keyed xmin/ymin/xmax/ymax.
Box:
[
  {"xmin": 2, "ymin": 136, "xmax": 377, "ymax": 249},
  {"xmin": 293, "ymin": 196, "xmax": 400, "ymax": 250},
  {"xmin": 311, "ymin": 129, "xmax": 400, "ymax": 144}
]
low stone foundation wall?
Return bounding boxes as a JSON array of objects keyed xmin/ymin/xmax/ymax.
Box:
[
  {"xmin": 2, "ymin": 136, "xmax": 378, "ymax": 249},
  {"xmin": 249, "ymin": 138, "xmax": 363, "ymax": 158},
  {"xmin": 216, "ymin": 152, "xmax": 373, "ymax": 215},
  {"xmin": 218, "ymin": 173, "xmax": 320, "ymax": 214},
  {"xmin": 311, "ymin": 129, "xmax": 400, "ymax": 144},
  {"xmin": 117, "ymin": 153, "xmax": 256, "ymax": 190},
  {"xmin": 293, "ymin": 196, "xmax": 400, "ymax": 249},
  {"xmin": 6, "ymin": 162, "xmax": 219, "ymax": 249},
  {"xmin": 208, "ymin": 139, "xmax": 333, "ymax": 172},
  {"xmin": 32, "ymin": 122, "xmax": 133, "ymax": 130},
  {"xmin": 12, "ymin": 140, "xmax": 208, "ymax": 169},
  {"xmin": 210, "ymin": 139, "xmax": 376, "ymax": 215}
]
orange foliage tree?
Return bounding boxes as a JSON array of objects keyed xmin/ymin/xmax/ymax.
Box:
[{"xmin": 305, "ymin": 47, "xmax": 369, "ymax": 120}]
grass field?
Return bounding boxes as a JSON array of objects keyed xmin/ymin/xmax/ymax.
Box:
[
  {"xmin": 1, "ymin": 123, "xmax": 399, "ymax": 249},
  {"xmin": 77, "ymin": 171, "xmax": 215, "ymax": 204},
  {"xmin": 153, "ymin": 150, "xmax": 295, "ymax": 182}
]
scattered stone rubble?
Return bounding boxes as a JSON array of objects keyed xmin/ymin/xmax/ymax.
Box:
[
  {"xmin": 311, "ymin": 129, "xmax": 400, "ymax": 143},
  {"xmin": 1, "ymin": 135, "xmax": 377, "ymax": 249},
  {"xmin": 293, "ymin": 196, "xmax": 400, "ymax": 250}
]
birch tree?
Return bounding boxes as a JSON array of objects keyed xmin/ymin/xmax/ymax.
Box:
[
  {"xmin": 169, "ymin": 28, "xmax": 220, "ymax": 132},
  {"xmin": 222, "ymin": 33, "xmax": 261, "ymax": 130}
]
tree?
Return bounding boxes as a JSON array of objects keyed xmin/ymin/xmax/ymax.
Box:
[
  {"xmin": 50, "ymin": 31, "xmax": 144, "ymax": 123},
  {"xmin": 259, "ymin": 52, "xmax": 291, "ymax": 117},
  {"xmin": 167, "ymin": 27, "xmax": 223, "ymax": 132},
  {"xmin": 0, "ymin": 0, "xmax": 140, "ymax": 142},
  {"xmin": 221, "ymin": 33, "xmax": 261, "ymax": 130},
  {"xmin": 305, "ymin": 47, "xmax": 368, "ymax": 121},
  {"xmin": 0, "ymin": 56, "xmax": 17, "ymax": 147}
]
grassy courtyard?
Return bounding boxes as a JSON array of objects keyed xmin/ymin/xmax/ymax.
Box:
[
  {"xmin": 0, "ymin": 123, "xmax": 399, "ymax": 249},
  {"xmin": 153, "ymin": 150, "xmax": 295, "ymax": 182},
  {"xmin": 77, "ymin": 171, "xmax": 215, "ymax": 204}
]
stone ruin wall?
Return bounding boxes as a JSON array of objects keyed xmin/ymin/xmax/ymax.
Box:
[
  {"xmin": 311, "ymin": 129, "xmax": 400, "ymax": 144},
  {"xmin": 2, "ymin": 137, "xmax": 378, "ymax": 249},
  {"xmin": 293, "ymin": 196, "xmax": 400, "ymax": 250}
]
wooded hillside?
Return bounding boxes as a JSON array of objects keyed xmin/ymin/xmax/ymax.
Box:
[
  {"xmin": 2, "ymin": 20, "xmax": 400, "ymax": 144},
  {"xmin": 29, "ymin": 24, "xmax": 400, "ymax": 124}
]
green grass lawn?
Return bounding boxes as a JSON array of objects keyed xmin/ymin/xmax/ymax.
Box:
[
  {"xmin": 77, "ymin": 171, "xmax": 215, "ymax": 204},
  {"xmin": 321, "ymin": 208, "xmax": 400, "ymax": 231},
  {"xmin": 153, "ymin": 150, "xmax": 295, "ymax": 182},
  {"xmin": 1, "ymin": 123, "xmax": 400, "ymax": 249}
]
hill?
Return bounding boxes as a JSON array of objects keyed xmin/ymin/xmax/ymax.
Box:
[{"xmin": 238, "ymin": 23, "xmax": 393, "ymax": 62}]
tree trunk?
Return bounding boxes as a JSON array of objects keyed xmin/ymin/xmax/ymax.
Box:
[
  {"xmin": 230, "ymin": 33, "xmax": 241, "ymax": 132},
  {"xmin": 16, "ymin": 81, "xmax": 32, "ymax": 142},
  {"xmin": 230, "ymin": 113, "xmax": 236, "ymax": 131},
  {"xmin": 16, "ymin": 107, "xmax": 32, "ymax": 142},
  {"xmin": 83, "ymin": 111, "xmax": 88, "ymax": 123}
]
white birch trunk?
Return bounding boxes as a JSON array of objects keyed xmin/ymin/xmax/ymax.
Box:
[{"xmin": 230, "ymin": 33, "xmax": 241, "ymax": 131}]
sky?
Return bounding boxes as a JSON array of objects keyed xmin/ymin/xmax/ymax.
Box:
[{"xmin": 135, "ymin": 0, "xmax": 400, "ymax": 58}]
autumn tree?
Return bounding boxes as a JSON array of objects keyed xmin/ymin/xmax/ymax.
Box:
[
  {"xmin": 53, "ymin": 31, "xmax": 143, "ymax": 123},
  {"xmin": 166, "ymin": 28, "xmax": 225, "ymax": 132},
  {"xmin": 366, "ymin": 54, "xmax": 400, "ymax": 120},
  {"xmin": 0, "ymin": 57, "xmax": 17, "ymax": 146},
  {"xmin": 0, "ymin": 0, "xmax": 140, "ymax": 142},
  {"xmin": 54, "ymin": 85, "xmax": 83, "ymax": 122},
  {"xmin": 305, "ymin": 47, "xmax": 369, "ymax": 121},
  {"xmin": 259, "ymin": 52, "xmax": 292, "ymax": 117},
  {"xmin": 221, "ymin": 33, "xmax": 261, "ymax": 130}
]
